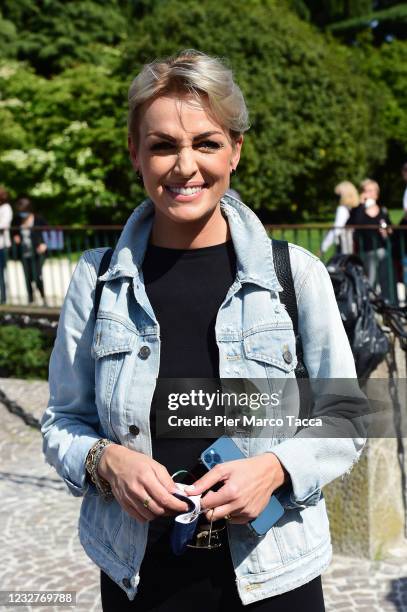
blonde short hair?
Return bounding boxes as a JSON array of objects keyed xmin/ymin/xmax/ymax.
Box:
[
  {"xmin": 334, "ymin": 181, "xmax": 360, "ymax": 208},
  {"xmin": 127, "ymin": 49, "xmax": 250, "ymax": 146},
  {"xmin": 360, "ymin": 178, "xmax": 380, "ymax": 198}
]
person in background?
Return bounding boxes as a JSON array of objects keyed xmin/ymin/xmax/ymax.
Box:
[
  {"xmin": 347, "ymin": 179, "xmax": 394, "ymax": 301},
  {"xmin": 320, "ymin": 181, "xmax": 359, "ymax": 256},
  {"xmin": 391, "ymin": 162, "xmax": 407, "ymax": 295},
  {"xmin": 12, "ymin": 197, "xmax": 48, "ymax": 306},
  {"xmin": 0, "ymin": 187, "xmax": 13, "ymax": 304}
]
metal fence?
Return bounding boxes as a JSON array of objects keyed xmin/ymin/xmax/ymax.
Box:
[{"xmin": 0, "ymin": 224, "xmax": 406, "ymax": 308}]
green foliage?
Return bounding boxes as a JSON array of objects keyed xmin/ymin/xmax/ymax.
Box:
[
  {"xmin": 0, "ymin": 60, "xmax": 142, "ymax": 223},
  {"xmin": 302, "ymin": 0, "xmax": 374, "ymax": 26},
  {"xmin": 0, "ymin": 0, "xmax": 406, "ymax": 221},
  {"xmin": 0, "ymin": 0, "xmax": 127, "ymax": 76},
  {"xmin": 329, "ymin": 4, "xmax": 407, "ymax": 41},
  {"xmin": 350, "ymin": 38, "xmax": 407, "ymax": 206},
  {"xmin": 121, "ymin": 0, "xmax": 385, "ymax": 219},
  {"xmin": 0, "ymin": 13, "xmax": 17, "ymax": 59},
  {"xmin": 286, "ymin": 0, "xmax": 311, "ymax": 20},
  {"xmin": 303, "ymin": 1, "xmax": 407, "ymax": 41},
  {"xmin": 0, "ymin": 325, "xmax": 53, "ymax": 379}
]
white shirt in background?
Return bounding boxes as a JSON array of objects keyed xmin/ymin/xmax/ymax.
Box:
[
  {"xmin": 403, "ymin": 187, "xmax": 407, "ymax": 212},
  {"xmin": 0, "ymin": 202, "xmax": 13, "ymax": 249},
  {"xmin": 321, "ymin": 204, "xmax": 353, "ymax": 254}
]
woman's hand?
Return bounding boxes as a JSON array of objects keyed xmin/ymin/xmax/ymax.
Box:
[
  {"xmin": 97, "ymin": 444, "xmax": 190, "ymax": 523},
  {"xmin": 36, "ymin": 243, "xmax": 47, "ymax": 254},
  {"xmin": 187, "ymin": 453, "xmax": 288, "ymax": 523},
  {"xmin": 13, "ymin": 235, "xmax": 21, "ymax": 244}
]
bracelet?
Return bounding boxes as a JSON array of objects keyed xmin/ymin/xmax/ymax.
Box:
[{"xmin": 85, "ymin": 438, "xmax": 115, "ymax": 500}]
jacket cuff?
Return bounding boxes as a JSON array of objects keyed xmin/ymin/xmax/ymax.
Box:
[
  {"xmin": 43, "ymin": 432, "xmax": 101, "ymax": 497},
  {"xmin": 267, "ymin": 440, "xmax": 322, "ymax": 509}
]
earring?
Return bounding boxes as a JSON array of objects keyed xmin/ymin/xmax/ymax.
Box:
[
  {"xmin": 136, "ymin": 169, "xmax": 143, "ymax": 182},
  {"xmin": 231, "ymin": 168, "xmax": 236, "ymax": 176}
]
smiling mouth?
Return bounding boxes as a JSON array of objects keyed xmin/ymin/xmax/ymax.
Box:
[{"xmin": 164, "ymin": 184, "xmax": 208, "ymax": 196}]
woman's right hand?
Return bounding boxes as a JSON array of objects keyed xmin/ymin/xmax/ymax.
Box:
[{"xmin": 97, "ymin": 444, "xmax": 190, "ymax": 523}]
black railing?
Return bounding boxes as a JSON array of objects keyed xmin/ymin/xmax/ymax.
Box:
[{"xmin": 0, "ymin": 224, "xmax": 406, "ymax": 308}]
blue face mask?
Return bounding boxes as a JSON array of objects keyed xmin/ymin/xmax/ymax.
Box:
[{"xmin": 18, "ymin": 212, "xmax": 30, "ymax": 218}]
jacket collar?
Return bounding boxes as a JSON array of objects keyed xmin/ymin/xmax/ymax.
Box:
[{"xmin": 98, "ymin": 193, "xmax": 282, "ymax": 292}]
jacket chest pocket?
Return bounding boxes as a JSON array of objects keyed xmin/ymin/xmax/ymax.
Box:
[
  {"xmin": 241, "ymin": 325, "xmax": 298, "ymax": 380},
  {"xmin": 219, "ymin": 325, "xmax": 298, "ymax": 429},
  {"xmin": 92, "ymin": 316, "xmax": 137, "ymax": 441}
]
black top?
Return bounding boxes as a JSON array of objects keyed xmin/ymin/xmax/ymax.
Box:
[
  {"xmin": 346, "ymin": 204, "xmax": 391, "ymax": 252},
  {"xmin": 142, "ymin": 238, "xmax": 237, "ymax": 544},
  {"xmin": 12, "ymin": 214, "xmax": 48, "ymax": 257}
]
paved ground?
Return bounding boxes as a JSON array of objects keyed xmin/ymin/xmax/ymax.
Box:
[
  {"xmin": 0, "ymin": 378, "xmax": 101, "ymax": 612},
  {"xmin": 1, "ymin": 377, "xmax": 407, "ymax": 611}
]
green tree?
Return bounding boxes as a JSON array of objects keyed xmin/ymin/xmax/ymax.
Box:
[
  {"xmin": 299, "ymin": 1, "xmax": 407, "ymax": 41},
  {"xmin": 351, "ymin": 38, "xmax": 407, "ymax": 207},
  {"xmin": 0, "ymin": 0, "xmax": 399, "ymax": 222},
  {"xmin": 0, "ymin": 60, "xmax": 141, "ymax": 223},
  {"xmin": 121, "ymin": 0, "xmax": 385, "ymax": 220},
  {"xmin": 328, "ymin": 5, "xmax": 407, "ymax": 43},
  {"xmin": 0, "ymin": 0, "xmax": 127, "ymax": 76},
  {"xmin": 297, "ymin": 1, "xmax": 373, "ymax": 26}
]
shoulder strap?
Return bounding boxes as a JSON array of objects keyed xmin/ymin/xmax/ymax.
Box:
[
  {"xmin": 272, "ymin": 240, "xmax": 298, "ymax": 335},
  {"xmin": 271, "ymin": 239, "xmax": 309, "ymax": 379},
  {"xmin": 94, "ymin": 248, "xmax": 113, "ymax": 319}
]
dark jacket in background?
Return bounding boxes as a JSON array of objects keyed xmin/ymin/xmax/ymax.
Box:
[
  {"xmin": 346, "ymin": 204, "xmax": 392, "ymax": 253},
  {"xmin": 12, "ymin": 214, "xmax": 48, "ymax": 258}
]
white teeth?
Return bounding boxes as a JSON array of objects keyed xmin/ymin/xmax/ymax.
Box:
[{"xmin": 167, "ymin": 185, "xmax": 205, "ymax": 195}]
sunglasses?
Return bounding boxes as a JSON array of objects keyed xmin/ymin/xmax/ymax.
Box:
[{"xmin": 185, "ymin": 509, "xmax": 226, "ymax": 550}]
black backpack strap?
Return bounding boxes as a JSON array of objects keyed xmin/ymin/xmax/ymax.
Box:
[
  {"xmin": 272, "ymin": 239, "xmax": 309, "ymax": 379},
  {"xmin": 94, "ymin": 248, "xmax": 113, "ymax": 319}
]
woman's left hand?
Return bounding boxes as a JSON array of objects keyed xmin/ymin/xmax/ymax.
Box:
[
  {"xmin": 37, "ymin": 243, "xmax": 47, "ymax": 254},
  {"xmin": 186, "ymin": 453, "xmax": 288, "ymax": 523}
]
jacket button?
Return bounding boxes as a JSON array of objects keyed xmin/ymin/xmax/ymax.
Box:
[
  {"xmin": 283, "ymin": 350, "xmax": 293, "ymax": 364},
  {"xmin": 129, "ymin": 424, "xmax": 140, "ymax": 436},
  {"xmin": 122, "ymin": 577, "xmax": 131, "ymax": 589},
  {"xmin": 138, "ymin": 345, "xmax": 151, "ymax": 359}
]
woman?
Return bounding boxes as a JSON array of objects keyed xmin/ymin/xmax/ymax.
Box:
[
  {"xmin": 0, "ymin": 186, "xmax": 13, "ymax": 304},
  {"xmin": 347, "ymin": 179, "xmax": 394, "ymax": 302},
  {"xmin": 41, "ymin": 50, "xmax": 365, "ymax": 610},
  {"xmin": 320, "ymin": 181, "xmax": 359, "ymax": 256},
  {"xmin": 12, "ymin": 197, "xmax": 48, "ymax": 305}
]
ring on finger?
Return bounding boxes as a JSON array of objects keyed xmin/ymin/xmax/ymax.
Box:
[{"xmin": 143, "ymin": 497, "xmax": 151, "ymax": 509}]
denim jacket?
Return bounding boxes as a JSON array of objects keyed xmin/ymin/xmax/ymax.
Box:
[{"xmin": 41, "ymin": 194, "xmax": 365, "ymax": 605}]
